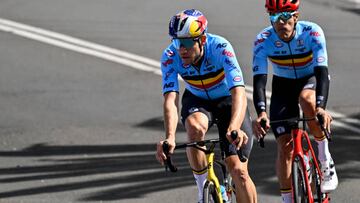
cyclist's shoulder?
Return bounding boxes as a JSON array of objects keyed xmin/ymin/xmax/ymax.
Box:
[
  {"xmin": 297, "ymin": 21, "xmax": 324, "ymax": 33},
  {"xmin": 253, "ymin": 25, "xmax": 274, "ymax": 46},
  {"xmin": 205, "ymin": 33, "xmax": 237, "ymax": 59},
  {"xmin": 206, "ymin": 33, "xmax": 232, "ymax": 48},
  {"xmin": 160, "ymin": 45, "xmax": 179, "ymax": 69}
]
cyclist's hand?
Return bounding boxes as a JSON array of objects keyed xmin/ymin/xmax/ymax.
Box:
[
  {"xmin": 227, "ymin": 129, "xmax": 248, "ymax": 150},
  {"xmin": 253, "ymin": 112, "xmax": 270, "ymax": 139},
  {"xmin": 156, "ymin": 139, "xmax": 175, "ymax": 165},
  {"xmin": 316, "ymin": 107, "xmax": 333, "ymax": 133}
]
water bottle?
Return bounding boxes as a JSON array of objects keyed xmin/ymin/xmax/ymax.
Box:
[
  {"xmin": 220, "ymin": 185, "xmax": 229, "ymax": 203},
  {"xmin": 304, "ymin": 154, "xmax": 312, "ymax": 183}
]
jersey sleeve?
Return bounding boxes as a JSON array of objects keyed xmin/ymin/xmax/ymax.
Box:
[
  {"xmin": 216, "ymin": 38, "xmax": 245, "ymax": 89},
  {"xmin": 310, "ymin": 24, "xmax": 328, "ymax": 67},
  {"xmin": 161, "ymin": 48, "xmax": 179, "ymax": 95},
  {"xmin": 252, "ymin": 32, "xmax": 269, "ymax": 76}
]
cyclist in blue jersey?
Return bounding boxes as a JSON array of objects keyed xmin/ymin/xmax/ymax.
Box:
[
  {"xmin": 252, "ymin": 1, "xmax": 338, "ymax": 202},
  {"xmin": 156, "ymin": 9, "xmax": 257, "ymax": 203}
]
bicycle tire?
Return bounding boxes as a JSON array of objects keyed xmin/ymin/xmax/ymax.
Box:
[
  {"xmin": 203, "ymin": 180, "xmax": 221, "ymax": 203},
  {"xmin": 311, "ymin": 159, "xmax": 323, "ymax": 203},
  {"xmin": 292, "ymin": 156, "xmax": 309, "ymax": 203}
]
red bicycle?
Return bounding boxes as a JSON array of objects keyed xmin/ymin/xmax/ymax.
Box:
[{"xmin": 261, "ymin": 115, "xmax": 331, "ymax": 203}]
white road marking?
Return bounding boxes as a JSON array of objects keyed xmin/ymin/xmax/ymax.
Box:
[{"xmin": 0, "ymin": 18, "xmax": 359, "ymax": 133}]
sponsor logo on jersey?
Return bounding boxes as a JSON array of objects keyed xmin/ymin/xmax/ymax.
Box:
[
  {"xmin": 254, "ymin": 38, "xmax": 265, "ymax": 46},
  {"xmin": 312, "ymin": 39, "xmax": 321, "ymax": 44},
  {"xmin": 276, "ymin": 126, "xmax": 286, "ymax": 134},
  {"xmin": 216, "ymin": 43, "xmax": 227, "ymax": 49},
  {"xmin": 183, "ymin": 64, "xmax": 191, "ymax": 69},
  {"xmin": 304, "ymin": 83, "xmax": 315, "ymax": 89},
  {"xmin": 166, "ymin": 49, "xmax": 175, "ymax": 57},
  {"xmin": 225, "ymin": 58, "xmax": 237, "ymax": 69},
  {"xmin": 297, "ymin": 39, "xmax": 304, "ymax": 46},
  {"xmin": 295, "ymin": 47, "xmax": 307, "ymax": 52},
  {"xmin": 233, "ymin": 76, "xmax": 242, "ymax": 82},
  {"xmin": 302, "ymin": 26, "xmax": 312, "ymax": 32},
  {"xmin": 317, "ymin": 56, "xmax": 326, "ymax": 63},
  {"xmin": 275, "ymin": 40, "xmax": 283, "ymax": 48},
  {"xmin": 261, "ymin": 31, "xmax": 271, "ymax": 38},
  {"xmin": 163, "ymin": 82, "xmax": 175, "ymax": 89},
  {"xmin": 165, "ymin": 68, "xmax": 175, "ymax": 81},
  {"xmin": 162, "ymin": 59, "xmax": 173, "ymax": 67},
  {"xmin": 222, "ymin": 49, "xmax": 234, "ymax": 57},
  {"xmin": 257, "ymin": 101, "xmax": 266, "ymax": 107},
  {"xmin": 204, "ymin": 66, "xmax": 215, "ymax": 72},
  {"xmin": 310, "ymin": 31, "xmax": 321, "ymax": 37},
  {"xmin": 189, "ymin": 107, "xmax": 200, "ymax": 113}
]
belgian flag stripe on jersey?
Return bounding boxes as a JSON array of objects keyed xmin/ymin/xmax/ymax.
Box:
[
  {"xmin": 269, "ymin": 51, "xmax": 313, "ymax": 67},
  {"xmin": 183, "ymin": 69, "xmax": 225, "ymax": 89}
]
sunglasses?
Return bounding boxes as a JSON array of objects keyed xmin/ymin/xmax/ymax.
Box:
[
  {"xmin": 172, "ymin": 37, "xmax": 200, "ymax": 49},
  {"xmin": 269, "ymin": 11, "xmax": 297, "ymax": 23}
]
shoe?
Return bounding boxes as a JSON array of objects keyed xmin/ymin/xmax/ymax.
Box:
[{"xmin": 320, "ymin": 158, "xmax": 338, "ymax": 193}]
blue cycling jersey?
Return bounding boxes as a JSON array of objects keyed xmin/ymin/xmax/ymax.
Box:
[
  {"xmin": 161, "ymin": 33, "xmax": 245, "ymax": 100},
  {"xmin": 253, "ymin": 21, "xmax": 328, "ymax": 79}
]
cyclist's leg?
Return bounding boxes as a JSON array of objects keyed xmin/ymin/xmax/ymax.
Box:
[
  {"xmin": 298, "ymin": 76, "xmax": 338, "ymax": 192},
  {"xmin": 298, "ymin": 76, "xmax": 325, "ymax": 141},
  {"xmin": 181, "ymin": 90, "xmax": 214, "ymax": 202},
  {"xmin": 215, "ymin": 97, "xmax": 257, "ymax": 203},
  {"xmin": 270, "ymin": 76, "xmax": 302, "ymax": 203}
]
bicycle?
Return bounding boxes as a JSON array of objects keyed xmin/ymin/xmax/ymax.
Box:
[
  {"xmin": 162, "ymin": 131, "xmax": 246, "ymax": 203},
  {"xmin": 260, "ymin": 114, "xmax": 331, "ymax": 203}
]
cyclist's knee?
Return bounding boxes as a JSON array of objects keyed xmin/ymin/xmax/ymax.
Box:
[
  {"xmin": 185, "ymin": 122, "xmax": 207, "ymax": 141},
  {"xmin": 299, "ymin": 91, "xmax": 316, "ymax": 112},
  {"xmin": 231, "ymin": 165, "xmax": 250, "ymax": 183},
  {"xmin": 277, "ymin": 135, "xmax": 293, "ymax": 158}
]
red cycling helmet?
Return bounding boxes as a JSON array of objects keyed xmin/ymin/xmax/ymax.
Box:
[{"xmin": 265, "ymin": 0, "xmax": 300, "ymax": 13}]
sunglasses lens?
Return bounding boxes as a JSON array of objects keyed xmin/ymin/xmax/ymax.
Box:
[
  {"xmin": 270, "ymin": 12, "xmax": 294, "ymax": 22},
  {"xmin": 172, "ymin": 38, "xmax": 196, "ymax": 49}
]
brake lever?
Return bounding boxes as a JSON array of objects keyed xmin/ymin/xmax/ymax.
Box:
[{"xmin": 230, "ymin": 130, "xmax": 247, "ymax": 162}]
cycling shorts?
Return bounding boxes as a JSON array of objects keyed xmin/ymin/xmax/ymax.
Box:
[
  {"xmin": 270, "ymin": 75, "xmax": 316, "ymax": 137},
  {"xmin": 180, "ymin": 90, "xmax": 254, "ymax": 158}
]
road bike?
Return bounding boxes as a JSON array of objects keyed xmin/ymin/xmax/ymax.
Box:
[
  {"xmin": 162, "ymin": 131, "xmax": 246, "ymax": 203},
  {"xmin": 261, "ymin": 115, "xmax": 331, "ymax": 203}
]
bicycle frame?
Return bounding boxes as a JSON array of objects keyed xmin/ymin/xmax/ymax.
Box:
[
  {"xmin": 292, "ymin": 128, "xmax": 326, "ymax": 203},
  {"xmin": 163, "ymin": 139, "xmax": 239, "ymax": 203},
  {"xmin": 262, "ymin": 116, "xmax": 331, "ymax": 203},
  {"xmin": 206, "ymin": 145, "xmax": 223, "ymax": 203}
]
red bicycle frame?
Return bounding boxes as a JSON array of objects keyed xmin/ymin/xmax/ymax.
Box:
[{"xmin": 291, "ymin": 128, "xmax": 329, "ymax": 203}]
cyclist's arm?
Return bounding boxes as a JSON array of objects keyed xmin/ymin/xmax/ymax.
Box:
[
  {"xmin": 252, "ymin": 32, "xmax": 269, "ymax": 116},
  {"xmin": 314, "ymin": 66, "xmax": 330, "ymax": 109},
  {"xmin": 253, "ymin": 74, "xmax": 268, "ymax": 115},
  {"xmin": 217, "ymin": 38, "xmax": 246, "ymax": 130},
  {"xmin": 160, "ymin": 47, "xmax": 180, "ymax": 143},
  {"xmin": 310, "ymin": 24, "xmax": 330, "ymax": 110},
  {"xmin": 163, "ymin": 92, "xmax": 179, "ymax": 142},
  {"xmin": 229, "ymin": 86, "xmax": 247, "ymax": 131}
]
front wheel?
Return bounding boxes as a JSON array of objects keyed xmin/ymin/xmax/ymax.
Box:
[
  {"xmin": 203, "ymin": 181, "xmax": 221, "ymax": 203},
  {"xmin": 292, "ymin": 156, "xmax": 309, "ymax": 203}
]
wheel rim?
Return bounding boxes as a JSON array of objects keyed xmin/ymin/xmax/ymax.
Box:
[{"xmin": 292, "ymin": 157, "xmax": 309, "ymax": 203}]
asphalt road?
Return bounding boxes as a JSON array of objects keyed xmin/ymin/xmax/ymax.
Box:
[{"xmin": 0, "ymin": 0, "xmax": 359, "ymax": 202}]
